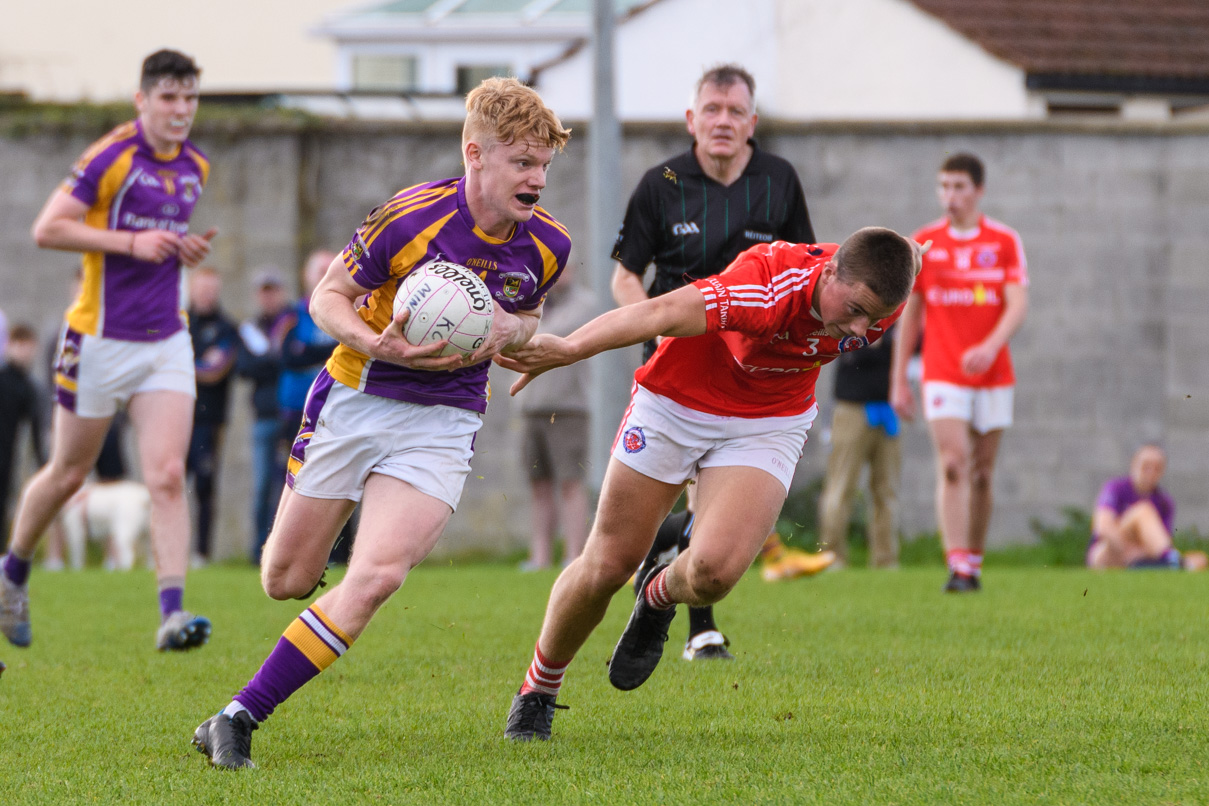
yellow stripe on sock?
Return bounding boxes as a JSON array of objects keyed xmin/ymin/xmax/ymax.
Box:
[{"xmin": 283, "ymin": 617, "xmax": 339, "ymax": 670}]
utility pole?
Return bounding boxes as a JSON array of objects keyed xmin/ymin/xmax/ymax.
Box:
[{"xmin": 587, "ymin": 0, "xmax": 629, "ymax": 492}]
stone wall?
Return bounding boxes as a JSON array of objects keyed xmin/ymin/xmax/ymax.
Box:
[{"xmin": 3, "ymin": 115, "xmax": 1207, "ymax": 557}]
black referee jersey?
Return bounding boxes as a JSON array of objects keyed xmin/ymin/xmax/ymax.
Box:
[{"xmin": 611, "ymin": 139, "xmax": 815, "ymax": 299}]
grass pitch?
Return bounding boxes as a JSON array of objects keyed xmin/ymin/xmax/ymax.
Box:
[{"xmin": 1, "ymin": 564, "xmax": 1207, "ymax": 804}]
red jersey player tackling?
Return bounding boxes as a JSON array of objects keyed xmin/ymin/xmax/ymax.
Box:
[
  {"xmin": 890, "ymin": 153, "xmax": 1029, "ymax": 593},
  {"xmin": 497, "ymin": 227, "xmax": 920, "ymax": 741}
]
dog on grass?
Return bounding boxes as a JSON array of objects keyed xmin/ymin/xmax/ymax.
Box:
[{"xmin": 61, "ymin": 480, "xmax": 152, "ymax": 571}]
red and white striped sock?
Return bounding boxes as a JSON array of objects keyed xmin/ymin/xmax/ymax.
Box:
[
  {"xmin": 968, "ymin": 552, "xmax": 984, "ymax": 577},
  {"xmin": 946, "ymin": 549, "xmax": 973, "ymax": 576},
  {"xmin": 643, "ymin": 567, "xmax": 675, "ymax": 610},
  {"xmin": 519, "ymin": 643, "xmax": 571, "ymax": 697}
]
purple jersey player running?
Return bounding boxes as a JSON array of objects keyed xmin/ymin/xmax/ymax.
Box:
[
  {"xmin": 191, "ymin": 77, "xmax": 572, "ymax": 769},
  {"xmin": 1, "ymin": 50, "xmax": 217, "ymax": 652}
]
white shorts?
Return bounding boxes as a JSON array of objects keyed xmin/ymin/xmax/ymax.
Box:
[
  {"xmin": 54, "ymin": 327, "xmax": 195, "ymax": 418},
  {"xmin": 611, "ymin": 385, "xmax": 816, "ymax": 494},
  {"xmin": 922, "ymin": 381, "xmax": 1014, "ymax": 434},
  {"xmin": 287, "ymin": 376, "xmax": 482, "ymax": 510}
]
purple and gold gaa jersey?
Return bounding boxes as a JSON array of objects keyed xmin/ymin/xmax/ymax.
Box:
[
  {"xmin": 61, "ymin": 119, "xmax": 209, "ymax": 342},
  {"xmin": 327, "ymin": 176, "xmax": 571, "ymax": 412}
]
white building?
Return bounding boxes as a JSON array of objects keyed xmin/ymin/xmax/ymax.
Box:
[
  {"xmin": 0, "ymin": 0, "xmax": 351, "ymax": 102},
  {"xmin": 315, "ymin": 0, "xmax": 1209, "ymax": 121},
  {"xmin": 3, "ymin": 0, "xmax": 1206, "ymax": 122}
]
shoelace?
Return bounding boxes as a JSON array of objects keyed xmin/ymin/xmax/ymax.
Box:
[
  {"xmin": 640, "ymin": 600, "xmax": 672, "ymax": 643},
  {"xmin": 518, "ymin": 696, "xmax": 569, "ymax": 725}
]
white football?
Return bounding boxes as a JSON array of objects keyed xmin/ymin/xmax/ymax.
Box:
[{"xmin": 393, "ymin": 260, "xmax": 495, "ymax": 358}]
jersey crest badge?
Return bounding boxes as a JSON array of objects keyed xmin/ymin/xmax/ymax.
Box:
[
  {"xmin": 500, "ymin": 272, "xmax": 526, "ymax": 299},
  {"xmin": 622, "ymin": 426, "xmax": 646, "ymax": 454},
  {"xmin": 662, "ymin": 166, "xmax": 678, "ymax": 184},
  {"xmin": 180, "ymin": 175, "xmax": 201, "ymax": 203},
  {"xmin": 837, "ymin": 335, "xmax": 869, "ymax": 353}
]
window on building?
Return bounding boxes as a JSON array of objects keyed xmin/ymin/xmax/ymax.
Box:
[
  {"xmin": 353, "ymin": 55, "xmax": 419, "ymax": 93},
  {"xmin": 456, "ymin": 65, "xmax": 511, "ymax": 95}
]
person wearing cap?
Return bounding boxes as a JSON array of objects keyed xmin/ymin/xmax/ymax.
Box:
[{"xmin": 236, "ymin": 266, "xmax": 293, "ymax": 561}]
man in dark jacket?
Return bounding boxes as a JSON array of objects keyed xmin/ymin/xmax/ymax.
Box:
[
  {"xmin": 236, "ymin": 267, "xmax": 292, "ymax": 562},
  {"xmin": 0, "ymin": 325, "xmax": 48, "ymax": 536}
]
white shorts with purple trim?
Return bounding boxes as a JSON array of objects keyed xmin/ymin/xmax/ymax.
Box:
[
  {"xmin": 54, "ymin": 327, "xmax": 194, "ymax": 418},
  {"xmin": 288, "ymin": 375, "xmax": 482, "ymax": 510}
]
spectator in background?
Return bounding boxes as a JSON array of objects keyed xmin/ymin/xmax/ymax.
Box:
[
  {"xmin": 187, "ymin": 267, "xmax": 239, "ymax": 565},
  {"xmin": 0, "ymin": 325, "xmax": 48, "ymax": 536},
  {"xmin": 518, "ymin": 266, "xmax": 595, "ymax": 570},
  {"xmin": 277, "ymin": 249, "xmax": 349, "ymax": 563},
  {"xmin": 818, "ymin": 322, "xmax": 901, "ymax": 568},
  {"xmin": 1087, "ymin": 444, "xmax": 1207, "ymax": 571},
  {"xmin": 237, "ymin": 267, "xmax": 292, "ymax": 562}
]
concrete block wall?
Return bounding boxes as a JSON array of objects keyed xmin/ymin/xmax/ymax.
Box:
[{"xmin": 3, "ymin": 116, "xmax": 1207, "ymax": 557}]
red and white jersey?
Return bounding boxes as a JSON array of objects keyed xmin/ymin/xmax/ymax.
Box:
[
  {"xmin": 912, "ymin": 215, "xmax": 1028, "ymax": 387},
  {"xmin": 635, "ymin": 241, "xmax": 903, "ymax": 418}
]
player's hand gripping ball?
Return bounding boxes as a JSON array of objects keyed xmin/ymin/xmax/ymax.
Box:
[{"xmin": 394, "ymin": 260, "xmax": 495, "ymax": 358}]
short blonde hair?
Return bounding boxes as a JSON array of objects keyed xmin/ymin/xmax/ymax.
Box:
[{"xmin": 463, "ymin": 76, "xmax": 571, "ymax": 152}]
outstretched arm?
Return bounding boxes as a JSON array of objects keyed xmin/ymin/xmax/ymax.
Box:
[
  {"xmin": 494, "ymin": 283, "xmax": 707, "ymax": 394},
  {"xmin": 466, "ymin": 303, "xmax": 543, "ymax": 365}
]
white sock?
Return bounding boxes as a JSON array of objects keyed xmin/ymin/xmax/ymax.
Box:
[{"xmin": 222, "ymin": 701, "xmax": 250, "ymax": 719}]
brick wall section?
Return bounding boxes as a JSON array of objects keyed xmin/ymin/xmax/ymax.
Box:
[{"xmin": 3, "ymin": 117, "xmax": 1207, "ymax": 556}]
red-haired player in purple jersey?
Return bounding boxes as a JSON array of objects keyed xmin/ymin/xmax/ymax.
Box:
[
  {"xmin": 192, "ymin": 77, "xmax": 572, "ymax": 769},
  {"xmin": 1, "ymin": 50, "xmax": 217, "ymax": 654},
  {"xmin": 496, "ymin": 228, "xmax": 920, "ymax": 741}
]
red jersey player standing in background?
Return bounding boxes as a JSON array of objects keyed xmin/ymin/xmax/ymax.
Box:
[
  {"xmin": 497, "ymin": 227, "xmax": 920, "ymax": 741},
  {"xmin": 890, "ymin": 152, "xmax": 1029, "ymax": 593}
]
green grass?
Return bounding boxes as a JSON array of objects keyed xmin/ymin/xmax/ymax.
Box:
[{"xmin": 2, "ymin": 565, "xmax": 1209, "ymax": 804}]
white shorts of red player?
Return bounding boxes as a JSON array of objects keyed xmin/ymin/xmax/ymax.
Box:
[
  {"xmin": 611, "ymin": 385, "xmax": 816, "ymax": 495},
  {"xmin": 922, "ymin": 381, "xmax": 1014, "ymax": 434}
]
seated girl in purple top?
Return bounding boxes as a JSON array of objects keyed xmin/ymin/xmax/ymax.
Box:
[{"xmin": 1087, "ymin": 445, "xmax": 1206, "ymax": 570}]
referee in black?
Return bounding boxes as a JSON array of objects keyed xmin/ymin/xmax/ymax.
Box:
[{"xmin": 612, "ymin": 64, "xmax": 817, "ymax": 661}]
